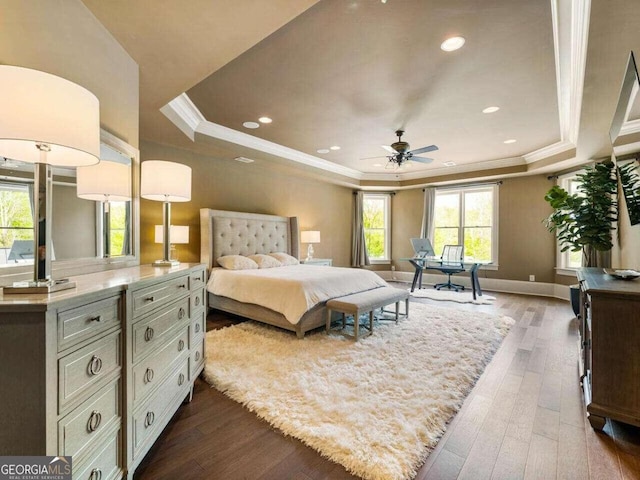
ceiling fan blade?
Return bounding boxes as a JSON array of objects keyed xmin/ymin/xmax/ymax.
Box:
[
  {"xmin": 409, "ymin": 144, "xmax": 438, "ymax": 155},
  {"xmin": 360, "ymin": 155, "xmax": 389, "ymax": 161},
  {"xmin": 411, "ymin": 156, "xmax": 434, "ymax": 164},
  {"xmin": 382, "ymin": 145, "xmax": 398, "ymax": 154}
]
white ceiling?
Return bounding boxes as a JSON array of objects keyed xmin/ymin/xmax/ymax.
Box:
[{"xmin": 83, "ymin": 0, "xmax": 640, "ymax": 185}]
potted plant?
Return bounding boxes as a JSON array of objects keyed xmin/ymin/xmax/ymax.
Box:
[{"xmin": 544, "ymin": 161, "xmax": 618, "ymax": 315}]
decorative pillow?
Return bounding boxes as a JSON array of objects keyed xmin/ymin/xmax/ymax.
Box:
[
  {"xmin": 268, "ymin": 252, "xmax": 300, "ymax": 266},
  {"xmin": 216, "ymin": 255, "xmax": 259, "ymax": 270},
  {"xmin": 248, "ymin": 254, "xmax": 283, "ymax": 269}
]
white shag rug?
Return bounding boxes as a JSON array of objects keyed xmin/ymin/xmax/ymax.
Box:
[
  {"xmin": 203, "ymin": 303, "xmax": 513, "ymax": 480},
  {"xmin": 410, "ymin": 288, "xmax": 496, "ymax": 305}
]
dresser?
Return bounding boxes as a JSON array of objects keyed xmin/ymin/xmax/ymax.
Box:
[
  {"xmin": 577, "ymin": 267, "xmax": 640, "ymax": 430},
  {"xmin": 0, "ymin": 264, "xmax": 207, "ymax": 480}
]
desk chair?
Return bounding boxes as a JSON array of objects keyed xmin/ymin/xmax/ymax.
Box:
[{"xmin": 433, "ymin": 245, "xmax": 465, "ymax": 291}]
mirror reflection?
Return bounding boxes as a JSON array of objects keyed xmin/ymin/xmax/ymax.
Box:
[{"xmin": 0, "ymin": 142, "xmax": 133, "ymax": 267}]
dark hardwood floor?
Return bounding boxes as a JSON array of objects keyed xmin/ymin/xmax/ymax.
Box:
[{"xmin": 133, "ymin": 290, "xmax": 640, "ymax": 480}]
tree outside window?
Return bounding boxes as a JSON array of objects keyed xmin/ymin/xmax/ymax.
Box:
[
  {"xmin": 0, "ymin": 183, "xmax": 34, "ymax": 264},
  {"xmin": 363, "ymin": 193, "xmax": 390, "ymax": 261}
]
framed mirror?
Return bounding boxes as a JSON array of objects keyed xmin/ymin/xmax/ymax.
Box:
[{"xmin": 0, "ymin": 129, "xmax": 139, "ymax": 284}]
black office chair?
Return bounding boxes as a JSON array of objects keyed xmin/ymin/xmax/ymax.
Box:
[{"xmin": 433, "ymin": 245, "xmax": 465, "ymax": 291}]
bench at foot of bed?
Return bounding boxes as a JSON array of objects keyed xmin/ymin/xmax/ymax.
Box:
[{"xmin": 325, "ymin": 286, "xmax": 410, "ymax": 341}]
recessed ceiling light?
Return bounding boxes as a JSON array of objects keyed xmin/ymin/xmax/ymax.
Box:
[
  {"xmin": 317, "ymin": 149, "xmax": 330, "ymax": 154},
  {"xmin": 243, "ymin": 121, "xmax": 259, "ymax": 129},
  {"xmin": 482, "ymin": 106, "xmax": 500, "ymax": 113},
  {"xmin": 234, "ymin": 156, "xmax": 255, "ymax": 163},
  {"xmin": 443, "ymin": 161, "xmax": 456, "ymax": 167},
  {"xmin": 503, "ymin": 139, "xmax": 517, "ymax": 144},
  {"xmin": 330, "ymin": 146, "xmax": 341, "ymax": 151},
  {"xmin": 258, "ymin": 116, "xmax": 272, "ymax": 124},
  {"xmin": 441, "ymin": 36, "xmax": 466, "ymax": 52}
]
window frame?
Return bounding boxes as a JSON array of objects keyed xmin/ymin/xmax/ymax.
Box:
[
  {"xmin": 363, "ymin": 192, "xmax": 391, "ymax": 264},
  {"xmin": 432, "ymin": 184, "xmax": 499, "ymax": 267},
  {"xmin": 555, "ymin": 172, "xmax": 582, "ymax": 275}
]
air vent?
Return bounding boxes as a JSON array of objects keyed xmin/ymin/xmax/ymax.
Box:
[{"xmin": 443, "ymin": 161, "xmax": 456, "ymax": 167}]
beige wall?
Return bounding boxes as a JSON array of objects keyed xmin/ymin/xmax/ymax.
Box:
[
  {"xmin": 390, "ymin": 175, "xmax": 558, "ymax": 283},
  {"xmin": 52, "ymin": 184, "xmax": 96, "ymax": 260},
  {"xmin": 139, "ymin": 141, "xmax": 353, "ymax": 266},
  {"xmin": 0, "ymin": 0, "xmax": 139, "ymax": 147}
]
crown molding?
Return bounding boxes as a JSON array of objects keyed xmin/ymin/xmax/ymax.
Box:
[
  {"xmin": 620, "ymin": 118, "xmax": 640, "ymax": 137},
  {"xmin": 159, "ymin": 93, "xmax": 205, "ymax": 141},
  {"xmin": 523, "ymin": 139, "xmax": 575, "ymax": 163}
]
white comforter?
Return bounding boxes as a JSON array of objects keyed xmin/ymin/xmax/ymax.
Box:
[{"xmin": 207, "ymin": 264, "xmax": 387, "ymax": 324}]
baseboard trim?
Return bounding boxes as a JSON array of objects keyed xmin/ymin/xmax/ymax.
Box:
[{"xmin": 377, "ymin": 271, "xmax": 570, "ymax": 301}]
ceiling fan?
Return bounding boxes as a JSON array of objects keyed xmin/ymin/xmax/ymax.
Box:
[{"xmin": 380, "ymin": 130, "xmax": 438, "ymax": 168}]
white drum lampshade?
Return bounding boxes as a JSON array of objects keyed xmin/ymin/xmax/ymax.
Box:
[
  {"xmin": 0, "ymin": 65, "xmax": 100, "ymax": 292},
  {"xmin": 77, "ymin": 161, "xmax": 131, "ymax": 202}
]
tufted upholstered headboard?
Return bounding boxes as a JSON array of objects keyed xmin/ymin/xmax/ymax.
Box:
[{"xmin": 200, "ymin": 209, "xmax": 300, "ymax": 270}]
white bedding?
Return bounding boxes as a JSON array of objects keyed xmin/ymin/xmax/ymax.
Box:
[{"xmin": 206, "ymin": 264, "xmax": 387, "ymax": 324}]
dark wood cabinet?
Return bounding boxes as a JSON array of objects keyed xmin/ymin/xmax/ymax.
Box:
[{"xmin": 577, "ymin": 267, "xmax": 640, "ymax": 430}]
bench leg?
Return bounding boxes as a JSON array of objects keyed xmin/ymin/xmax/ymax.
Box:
[
  {"xmin": 369, "ymin": 310, "xmax": 374, "ymax": 333},
  {"xmin": 354, "ymin": 312, "xmax": 359, "ymax": 340},
  {"xmin": 405, "ymin": 298, "xmax": 410, "ymax": 318},
  {"xmin": 342, "ymin": 313, "xmax": 346, "ymax": 329},
  {"xmin": 326, "ymin": 308, "xmax": 332, "ymax": 333}
]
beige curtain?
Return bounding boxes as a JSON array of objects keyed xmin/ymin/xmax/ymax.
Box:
[
  {"xmin": 420, "ymin": 187, "xmax": 436, "ymax": 243},
  {"xmin": 351, "ymin": 191, "xmax": 370, "ymax": 267}
]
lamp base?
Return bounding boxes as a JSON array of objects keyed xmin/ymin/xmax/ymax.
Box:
[
  {"xmin": 152, "ymin": 259, "xmax": 180, "ymax": 267},
  {"xmin": 3, "ymin": 279, "xmax": 77, "ymax": 294}
]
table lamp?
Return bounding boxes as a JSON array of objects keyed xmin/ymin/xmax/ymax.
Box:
[
  {"xmin": 77, "ymin": 161, "xmax": 131, "ymax": 258},
  {"xmin": 141, "ymin": 160, "xmax": 191, "ymax": 267},
  {"xmin": 155, "ymin": 225, "xmax": 189, "ymax": 264},
  {"xmin": 0, "ymin": 65, "xmax": 100, "ymax": 293},
  {"xmin": 300, "ymin": 230, "xmax": 321, "ymax": 261}
]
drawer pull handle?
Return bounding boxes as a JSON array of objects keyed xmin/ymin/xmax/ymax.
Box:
[
  {"xmin": 87, "ymin": 410, "xmax": 102, "ymax": 432},
  {"xmin": 144, "ymin": 326, "xmax": 155, "ymax": 342},
  {"xmin": 178, "ymin": 339, "xmax": 185, "ymax": 352},
  {"xmin": 144, "ymin": 368, "xmax": 154, "ymax": 383},
  {"xmin": 89, "ymin": 315, "xmax": 102, "ymax": 322},
  {"xmin": 195, "ymin": 277, "xmax": 201, "ymax": 282},
  {"xmin": 89, "ymin": 468, "xmax": 102, "ymax": 480},
  {"xmin": 88, "ymin": 356, "xmax": 102, "ymax": 376},
  {"xmin": 179, "ymin": 284, "xmax": 187, "ymax": 289},
  {"xmin": 195, "ymin": 351, "xmax": 201, "ymax": 362},
  {"xmin": 195, "ymin": 323, "xmax": 200, "ymax": 333},
  {"xmin": 178, "ymin": 373, "xmax": 185, "ymax": 386},
  {"xmin": 145, "ymin": 411, "xmax": 155, "ymax": 428},
  {"xmin": 144, "ymin": 296, "xmax": 155, "ymax": 302},
  {"xmin": 195, "ymin": 297, "xmax": 201, "ymax": 306},
  {"xmin": 178, "ymin": 307, "xmax": 185, "ymax": 320}
]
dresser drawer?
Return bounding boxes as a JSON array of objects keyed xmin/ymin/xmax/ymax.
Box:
[
  {"xmin": 132, "ymin": 275, "xmax": 189, "ymax": 319},
  {"xmin": 58, "ymin": 295, "xmax": 121, "ymax": 351},
  {"xmin": 58, "ymin": 380, "xmax": 120, "ymax": 459},
  {"xmin": 132, "ymin": 327, "xmax": 189, "ymax": 406},
  {"xmin": 191, "ymin": 309, "xmax": 206, "ymax": 344},
  {"xmin": 190, "ymin": 289, "xmax": 205, "ymax": 313},
  {"xmin": 190, "ymin": 336, "xmax": 205, "ymax": 380},
  {"xmin": 73, "ymin": 427, "xmax": 121, "ymax": 480},
  {"xmin": 132, "ymin": 360, "xmax": 189, "ymax": 458},
  {"xmin": 59, "ymin": 331, "xmax": 121, "ymax": 412},
  {"xmin": 189, "ymin": 269, "xmax": 206, "ymax": 291},
  {"xmin": 132, "ymin": 297, "xmax": 189, "ymax": 363}
]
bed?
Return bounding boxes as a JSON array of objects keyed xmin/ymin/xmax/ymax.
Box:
[{"xmin": 200, "ymin": 208, "xmax": 387, "ymax": 337}]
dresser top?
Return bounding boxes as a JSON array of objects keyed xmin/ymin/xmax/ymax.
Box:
[
  {"xmin": 0, "ymin": 263, "xmax": 205, "ymax": 311},
  {"xmin": 577, "ymin": 267, "xmax": 640, "ymax": 298}
]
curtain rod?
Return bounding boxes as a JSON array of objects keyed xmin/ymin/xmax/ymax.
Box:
[
  {"xmin": 353, "ymin": 191, "xmax": 396, "ymax": 195},
  {"xmin": 423, "ymin": 180, "xmax": 502, "ymax": 192}
]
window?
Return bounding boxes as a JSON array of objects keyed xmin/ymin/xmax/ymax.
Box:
[
  {"xmin": 0, "ymin": 182, "xmax": 34, "ymax": 265},
  {"xmin": 363, "ymin": 193, "xmax": 391, "ymax": 262},
  {"xmin": 107, "ymin": 201, "xmax": 129, "ymax": 256},
  {"xmin": 557, "ymin": 173, "xmax": 582, "ymax": 270},
  {"xmin": 433, "ymin": 185, "xmax": 498, "ymax": 263}
]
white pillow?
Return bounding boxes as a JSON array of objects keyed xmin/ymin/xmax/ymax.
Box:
[
  {"xmin": 217, "ymin": 255, "xmax": 258, "ymax": 270},
  {"xmin": 248, "ymin": 254, "xmax": 282, "ymax": 269},
  {"xmin": 268, "ymin": 252, "xmax": 300, "ymax": 266}
]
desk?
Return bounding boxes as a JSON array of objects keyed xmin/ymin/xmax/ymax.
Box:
[{"xmin": 402, "ymin": 257, "xmax": 487, "ymax": 300}]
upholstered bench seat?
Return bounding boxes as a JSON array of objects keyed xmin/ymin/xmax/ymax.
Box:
[{"xmin": 325, "ymin": 286, "xmax": 410, "ymax": 340}]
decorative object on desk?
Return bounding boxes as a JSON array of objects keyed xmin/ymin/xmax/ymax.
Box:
[
  {"xmin": 154, "ymin": 225, "xmax": 189, "ymax": 264},
  {"xmin": 544, "ymin": 162, "xmax": 617, "ymax": 268},
  {"xmin": 141, "ymin": 160, "xmax": 191, "ymax": 267},
  {"xmin": 204, "ymin": 302, "xmax": 513, "ymax": 480},
  {"xmin": 77, "ymin": 160, "xmax": 131, "ymax": 258},
  {"xmin": 604, "ymin": 268, "xmax": 640, "ymax": 280},
  {"xmin": 410, "ymin": 288, "xmax": 495, "ymax": 305},
  {"xmin": 300, "ymin": 230, "xmax": 320, "ymax": 260},
  {"xmin": 0, "ymin": 65, "xmax": 100, "ymax": 293}
]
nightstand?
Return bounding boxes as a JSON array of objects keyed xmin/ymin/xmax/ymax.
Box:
[{"xmin": 300, "ymin": 258, "xmax": 332, "ymax": 266}]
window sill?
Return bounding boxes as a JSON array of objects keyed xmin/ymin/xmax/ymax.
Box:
[
  {"xmin": 369, "ymin": 259, "xmax": 391, "ymax": 265},
  {"xmin": 555, "ymin": 267, "xmax": 578, "ymax": 276}
]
